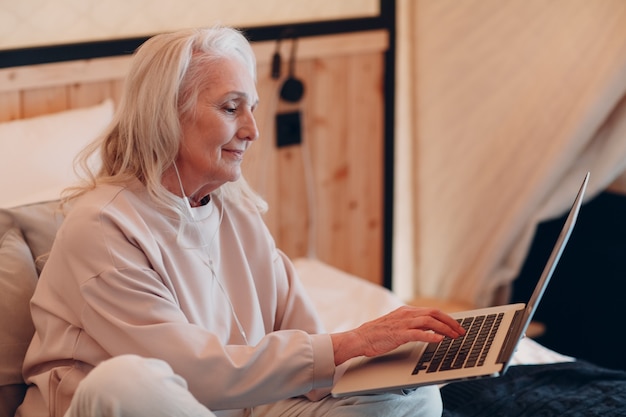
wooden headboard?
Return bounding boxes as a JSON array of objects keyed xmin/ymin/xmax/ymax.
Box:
[{"xmin": 0, "ymin": 30, "xmax": 388, "ymax": 286}]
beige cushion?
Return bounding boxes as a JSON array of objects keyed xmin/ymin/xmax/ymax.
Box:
[
  {"xmin": 9, "ymin": 201, "xmax": 65, "ymax": 274},
  {"xmin": 0, "ymin": 223, "xmax": 38, "ymax": 416},
  {"xmin": 0, "ymin": 201, "xmax": 64, "ymax": 417}
]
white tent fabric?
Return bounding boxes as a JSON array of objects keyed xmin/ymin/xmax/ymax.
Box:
[{"xmin": 394, "ymin": 0, "xmax": 626, "ymax": 307}]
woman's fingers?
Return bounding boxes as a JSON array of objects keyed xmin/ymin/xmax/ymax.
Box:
[
  {"xmin": 360, "ymin": 307, "xmax": 465, "ymax": 355},
  {"xmin": 331, "ymin": 305, "xmax": 467, "ymax": 365},
  {"xmin": 408, "ymin": 311, "xmax": 464, "ymax": 338},
  {"xmin": 391, "ymin": 306, "xmax": 465, "ymax": 337}
]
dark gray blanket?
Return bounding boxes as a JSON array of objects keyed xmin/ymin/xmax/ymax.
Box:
[{"xmin": 441, "ymin": 361, "xmax": 626, "ymax": 416}]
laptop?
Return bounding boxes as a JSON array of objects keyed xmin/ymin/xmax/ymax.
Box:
[{"xmin": 331, "ymin": 172, "xmax": 590, "ymax": 397}]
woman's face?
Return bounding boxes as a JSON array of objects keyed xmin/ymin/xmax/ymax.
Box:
[{"xmin": 176, "ymin": 55, "xmax": 259, "ymax": 201}]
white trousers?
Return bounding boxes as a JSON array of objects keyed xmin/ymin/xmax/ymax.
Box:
[{"xmin": 64, "ymin": 355, "xmax": 443, "ymax": 417}]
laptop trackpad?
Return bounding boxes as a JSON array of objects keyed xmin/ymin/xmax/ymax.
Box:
[{"xmin": 340, "ymin": 342, "xmax": 421, "ymax": 378}]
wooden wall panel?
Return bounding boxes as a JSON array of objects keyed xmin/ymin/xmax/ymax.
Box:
[
  {"xmin": 345, "ymin": 52, "xmax": 385, "ymax": 281},
  {"xmin": 69, "ymin": 81, "xmax": 118, "ymax": 108},
  {"xmin": 21, "ymin": 86, "xmax": 69, "ymax": 118},
  {"xmin": 309, "ymin": 56, "xmax": 352, "ymax": 269},
  {"xmin": 0, "ymin": 30, "xmax": 388, "ymax": 285},
  {"xmin": 0, "ymin": 91, "xmax": 19, "ymax": 122},
  {"xmin": 304, "ymin": 53, "xmax": 385, "ymax": 282}
]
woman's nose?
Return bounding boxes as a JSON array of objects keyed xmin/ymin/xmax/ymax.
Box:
[{"xmin": 239, "ymin": 112, "xmax": 259, "ymax": 142}]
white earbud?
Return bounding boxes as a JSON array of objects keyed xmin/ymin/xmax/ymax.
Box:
[
  {"xmin": 184, "ymin": 197, "xmax": 196, "ymax": 219},
  {"xmin": 173, "ymin": 162, "xmax": 195, "ymax": 219}
]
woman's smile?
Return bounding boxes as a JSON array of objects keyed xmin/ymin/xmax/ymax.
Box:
[{"xmin": 222, "ymin": 147, "xmax": 245, "ymax": 160}]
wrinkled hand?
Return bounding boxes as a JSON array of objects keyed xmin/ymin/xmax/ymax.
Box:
[{"xmin": 330, "ymin": 305, "xmax": 466, "ymax": 366}]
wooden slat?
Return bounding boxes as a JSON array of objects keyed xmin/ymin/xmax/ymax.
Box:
[
  {"xmin": 345, "ymin": 52, "xmax": 384, "ymax": 281},
  {"xmin": 253, "ymin": 29, "xmax": 389, "ymax": 64},
  {"xmin": 309, "ymin": 56, "xmax": 352, "ymax": 272},
  {"xmin": 0, "ymin": 91, "xmax": 19, "ymax": 122},
  {"xmin": 0, "ymin": 30, "xmax": 388, "ymax": 94},
  {"xmin": 0, "ymin": 56, "xmax": 132, "ymax": 94},
  {"xmin": 69, "ymin": 81, "xmax": 118, "ymax": 108},
  {"xmin": 21, "ymin": 86, "xmax": 69, "ymax": 118}
]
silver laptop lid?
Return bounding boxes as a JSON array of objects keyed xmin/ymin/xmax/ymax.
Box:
[{"xmin": 500, "ymin": 172, "xmax": 589, "ymax": 365}]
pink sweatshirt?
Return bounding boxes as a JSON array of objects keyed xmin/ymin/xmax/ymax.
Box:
[{"xmin": 18, "ymin": 180, "xmax": 335, "ymax": 417}]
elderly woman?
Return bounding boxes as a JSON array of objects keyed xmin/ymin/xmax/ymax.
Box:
[{"xmin": 16, "ymin": 26, "xmax": 464, "ymax": 417}]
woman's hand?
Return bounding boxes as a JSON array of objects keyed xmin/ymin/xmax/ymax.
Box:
[{"xmin": 330, "ymin": 305, "xmax": 466, "ymax": 366}]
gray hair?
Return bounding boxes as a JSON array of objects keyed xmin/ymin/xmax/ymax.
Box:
[{"xmin": 70, "ymin": 26, "xmax": 267, "ymax": 212}]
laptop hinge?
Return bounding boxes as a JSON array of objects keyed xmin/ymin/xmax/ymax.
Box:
[{"xmin": 496, "ymin": 309, "xmax": 525, "ymax": 364}]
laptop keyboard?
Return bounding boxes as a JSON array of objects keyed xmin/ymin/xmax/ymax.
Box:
[{"xmin": 412, "ymin": 313, "xmax": 504, "ymax": 375}]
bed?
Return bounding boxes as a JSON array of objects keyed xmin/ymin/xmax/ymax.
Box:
[
  {"xmin": 3, "ymin": 197, "xmax": 626, "ymax": 417},
  {"xmin": 2, "ymin": 59, "xmax": 626, "ymax": 417}
]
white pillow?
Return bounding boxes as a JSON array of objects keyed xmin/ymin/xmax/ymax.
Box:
[{"xmin": 0, "ymin": 100, "xmax": 114, "ymax": 208}]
